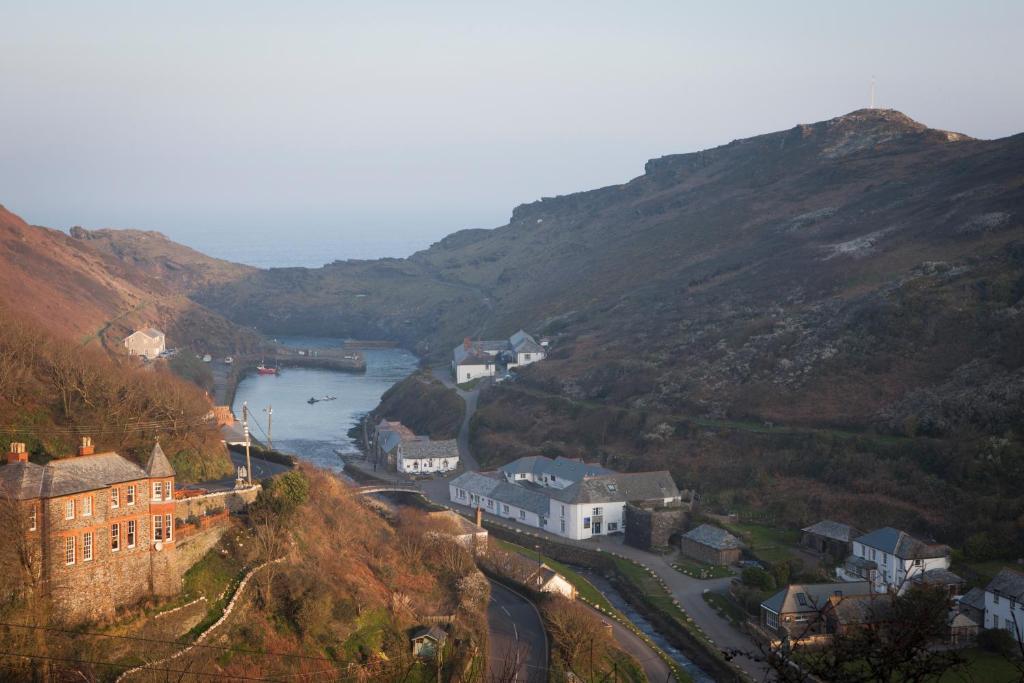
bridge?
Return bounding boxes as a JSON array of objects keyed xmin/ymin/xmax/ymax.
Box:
[{"xmin": 351, "ymin": 483, "xmax": 422, "ymax": 495}]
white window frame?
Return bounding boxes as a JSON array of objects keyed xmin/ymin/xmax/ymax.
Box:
[
  {"xmin": 127, "ymin": 485, "xmax": 135, "ymax": 506},
  {"xmin": 153, "ymin": 515, "xmax": 163, "ymax": 542},
  {"xmin": 520, "ymin": 510, "xmax": 526, "ymax": 520},
  {"xmin": 166, "ymin": 479, "xmax": 173, "ymax": 500},
  {"xmin": 65, "ymin": 536, "xmax": 75, "ymax": 565},
  {"xmin": 83, "ymin": 532, "xmax": 93, "ymax": 561},
  {"xmin": 29, "ymin": 506, "xmax": 36, "ymax": 531},
  {"xmin": 65, "ymin": 499, "xmax": 75, "ymax": 520},
  {"xmin": 127, "ymin": 519, "xmax": 136, "ymax": 548},
  {"xmin": 165, "ymin": 514, "xmax": 173, "ymax": 542},
  {"xmin": 111, "ymin": 487, "xmax": 119, "ymax": 509},
  {"xmin": 153, "ymin": 481, "xmax": 162, "ymax": 500},
  {"xmin": 83, "ymin": 496, "xmax": 92, "ymax": 517},
  {"xmin": 111, "ymin": 523, "xmax": 120, "ymax": 552}
]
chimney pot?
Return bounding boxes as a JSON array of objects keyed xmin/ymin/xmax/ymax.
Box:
[
  {"xmin": 475, "ymin": 506, "xmax": 483, "ymax": 528},
  {"xmin": 78, "ymin": 436, "xmax": 95, "ymax": 457},
  {"xmin": 6, "ymin": 442, "xmax": 28, "ymax": 464}
]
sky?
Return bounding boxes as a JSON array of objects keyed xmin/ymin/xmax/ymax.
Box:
[{"xmin": 2, "ymin": 1, "xmax": 1022, "ymax": 267}]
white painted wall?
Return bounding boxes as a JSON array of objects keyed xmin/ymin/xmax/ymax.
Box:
[
  {"xmin": 985, "ymin": 590, "xmax": 1024, "ymax": 641},
  {"xmin": 845, "ymin": 541, "xmax": 950, "ymax": 594},
  {"xmin": 454, "ymin": 362, "xmax": 495, "ymax": 383},
  {"xmin": 399, "ymin": 456, "xmax": 458, "ymax": 474}
]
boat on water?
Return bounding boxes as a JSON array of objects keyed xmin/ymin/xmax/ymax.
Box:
[
  {"xmin": 256, "ymin": 362, "xmax": 279, "ymax": 375},
  {"xmin": 307, "ymin": 395, "xmax": 337, "ymax": 404}
]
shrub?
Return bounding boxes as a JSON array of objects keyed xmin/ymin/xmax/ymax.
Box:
[{"xmin": 742, "ymin": 566, "xmax": 776, "ymax": 592}]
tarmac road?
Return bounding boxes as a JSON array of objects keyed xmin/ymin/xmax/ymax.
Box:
[{"xmin": 487, "ymin": 579, "xmax": 547, "ymax": 683}]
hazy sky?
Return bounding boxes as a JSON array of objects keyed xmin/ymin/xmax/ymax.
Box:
[{"xmin": 2, "ymin": 1, "xmax": 1022, "ymax": 267}]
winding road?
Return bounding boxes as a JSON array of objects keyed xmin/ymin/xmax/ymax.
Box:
[{"xmin": 487, "ymin": 579, "xmax": 548, "ymax": 683}]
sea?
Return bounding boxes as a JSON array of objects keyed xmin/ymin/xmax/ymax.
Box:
[{"xmin": 231, "ymin": 336, "xmax": 418, "ymax": 470}]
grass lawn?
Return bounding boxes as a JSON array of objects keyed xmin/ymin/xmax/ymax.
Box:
[
  {"xmin": 940, "ymin": 649, "xmax": 1022, "ymax": 682},
  {"xmin": 721, "ymin": 521, "xmax": 802, "ymax": 565},
  {"xmin": 673, "ymin": 556, "xmax": 734, "ymax": 579},
  {"xmin": 457, "ymin": 377, "xmax": 483, "ymax": 390},
  {"xmin": 701, "ymin": 592, "xmax": 747, "ymax": 627}
]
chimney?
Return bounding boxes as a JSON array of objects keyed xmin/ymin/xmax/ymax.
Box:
[
  {"xmin": 7, "ymin": 442, "xmax": 27, "ymax": 464},
  {"xmin": 78, "ymin": 436, "xmax": 95, "ymax": 457},
  {"xmin": 475, "ymin": 506, "xmax": 483, "ymax": 528}
]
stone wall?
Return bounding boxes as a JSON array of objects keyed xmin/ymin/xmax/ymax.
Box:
[
  {"xmin": 175, "ymin": 486, "xmax": 260, "ymax": 520},
  {"xmin": 623, "ymin": 504, "xmax": 686, "ymax": 551}
]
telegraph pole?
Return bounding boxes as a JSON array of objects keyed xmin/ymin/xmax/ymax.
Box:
[
  {"xmin": 243, "ymin": 401, "xmax": 253, "ymax": 486},
  {"xmin": 264, "ymin": 404, "xmax": 273, "ymax": 451}
]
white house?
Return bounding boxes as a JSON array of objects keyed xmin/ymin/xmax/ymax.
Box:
[
  {"xmin": 508, "ymin": 330, "xmax": 546, "ymax": 368},
  {"xmin": 527, "ymin": 564, "xmax": 577, "ymax": 600},
  {"xmin": 123, "ymin": 328, "xmax": 165, "ymax": 360},
  {"xmin": 984, "ymin": 569, "xmax": 1024, "ymax": 641},
  {"xmin": 448, "ymin": 456, "xmax": 681, "ymax": 541},
  {"xmin": 451, "ymin": 342, "xmax": 497, "ymax": 383},
  {"xmin": 835, "ymin": 527, "xmax": 951, "ymax": 594},
  {"xmin": 397, "ymin": 438, "xmax": 459, "ymax": 474}
]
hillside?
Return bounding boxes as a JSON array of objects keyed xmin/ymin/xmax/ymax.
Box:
[
  {"xmin": 0, "ymin": 205, "xmax": 263, "ymax": 354},
  {"xmin": 197, "ymin": 109, "xmax": 1024, "ymax": 545}
]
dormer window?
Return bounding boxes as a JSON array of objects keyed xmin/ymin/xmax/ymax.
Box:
[{"xmin": 796, "ymin": 593, "xmax": 808, "ymax": 607}]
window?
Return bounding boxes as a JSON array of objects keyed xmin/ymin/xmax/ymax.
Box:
[
  {"xmin": 524, "ymin": 354, "xmax": 531, "ymax": 361},
  {"xmin": 153, "ymin": 481, "xmax": 162, "ymax": 500},
  {"xmin": 165, "ymin": 514, "xmax": 173, "ymax": 542},
  {"xmin": 65, "ymin": 499, "xmax": 75, "ymax": 520},
  {"xmin": 111, "ymin": 523, "xmax": 120, "ymax": 551},
  {"xmin": 65, "ymin": 537, "xmax": 75, "ymax": 565},
  {"xmin": 994, "ymin": 593, "xmax": 1002, "ymax": 605},
  {"xmin": 796, "ymin": 593, "xmax": 808, "ymax": 607},
  {"xmin": 592, "ymin": 507, "xmax": 603, "ymax": 516},
  {"xmin": 607, "ymin": 522, "xmax": 618, "ymax": 531},
  {"xmin": 457, "ymin": 489, "xmax": 466, "ymax": 500},
  {"xmin": 486, "ymin": 499, "xmax": 493, "ymax": 509},
  {"xmin": 83, "ymin": 532, "xmax": 93, "ymax": 561},
  {"xmin": 127, "ymin": 485, "xmax": 135, "ymax": 506},
  {"xmin": 519, "ymin": 510, "xmax": 526, "ymax": 520},
  {"xmin": 83, "ymin": 496, "xmax": 93, "ymax": 517},
  {"xmin": 882, "ymin": 553, "xmax": 887, "ymax": 565},
  {"xmin": 111, "ymin": 487, "xmax": 120, "ymax": 509},
  {"xmin": 560, "ymin": 505, "xmax": 565, "ymax": 517},
  {"xmin": 583, "ymin": 517, "xmax": 591, "ymax": 529},
  {"xmin": 127, "ymin": 520, "xmax": 136, "ymax": 548},
  {"xmin": 166, "ymin": 480, "xmax": 173, "ymax": 500},
  {"xmin": 913, "ymin": 558, "xmax": 923, "ymax": 566},
  {"xmin": 153, "ymin": 515, "xmax": 163, "ymax": 542},
  {"xmin": 560, "ymin": 519, "xmax": 566, "ymax": 532},
  {"xmin": 28, "ymin": 506, "xmax": 36, "ymax": 531},
  {"xmin": 503, "ymin": 504, "xmax": 509, "ymax": 514}
]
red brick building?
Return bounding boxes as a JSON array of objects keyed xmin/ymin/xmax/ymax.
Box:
[{"xmin": 0, "ymin": 438, "xmax": 181, "ymax": 623}]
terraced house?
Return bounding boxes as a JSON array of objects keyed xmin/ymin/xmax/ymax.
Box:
[
  {"xmin": 448, "ymin": 455, "xmax": 680, "ymax": 540},
  {"xmin": 0, "ymin": 438, "xmax": 180, "ymax": 622}
]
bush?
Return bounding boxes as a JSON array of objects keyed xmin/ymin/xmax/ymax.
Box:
[
  {"xmin": 742, "ymin": 566, "xmax": 777, "ymax": 592},
  {"xmin": 978, "ymin": 627, "xmax": 1017, "ymax": 658}
]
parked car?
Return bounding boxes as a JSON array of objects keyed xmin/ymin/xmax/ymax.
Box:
[
  {"xmin": 224, "ymin": 356, "xmax": 233, "ymax": 365},
  {"xmin": 202, "ymin": 354, "xmax": 212, "ymax": 363}
]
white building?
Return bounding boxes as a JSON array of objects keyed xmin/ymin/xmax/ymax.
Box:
[
  {"xmin": 835, "ymin": 527, "xmax": 951, "ymax": 594},
  {"xmin": 508, "ymin": 330, "xmax": 546, "ymax": 368},
  {"xmin": 984, "ymin": 569, "xmax": 1024, "ymax": 641},
  {"xmin": 450, "ymin": 330, "xmax": 546, "ymax": 381},
  {"xmin": 451, "ymin": 342, "xmax": 497, "ymax": 383},
  {"xmin": 397, "ymin": 438, "xmax": 459, "ymax": 474},
  {"xmin": 528, "ymin": 564, "xmax": 577, "ymax": 600},
  {"xmin": 123, "ymin": 328, "xmax": 166, "ymax": 360},
  {"xmin": 448, "ymin": 456, "xmax": 680, "ymax": 541}
]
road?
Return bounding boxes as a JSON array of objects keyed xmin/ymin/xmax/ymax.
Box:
[
  {"xmin": 184, "ymin": 450, "xmax": 293, "ymax": 492},
  {"xmin": 487, "ymin": 579, "xmax": 547, "ymax": 683},
  {"xmin": 580, "ymin": 603, "xmax": 673, "ymax": 683},
  {"xmin": 431, "ymin": 364, "xmax": 481, "ymax": 471}
]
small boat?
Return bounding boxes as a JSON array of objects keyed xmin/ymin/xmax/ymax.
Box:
[
  {"xmin": 256, "ymin": 362, "xmax": 278, "ymax": 376},
  {"xmin": 308, "ymin": 395, "xmax": 336, "ymax": 404},
  {"xmin": 307, "ymin": 397, "xmax": 318, "ymax": 404}
]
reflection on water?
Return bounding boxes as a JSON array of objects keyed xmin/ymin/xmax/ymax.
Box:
[{"xmin": 233, "ymin": 339, "xmax": 417, "ymax": 470}]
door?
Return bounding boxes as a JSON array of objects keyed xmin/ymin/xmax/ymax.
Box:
[{"xmin": 593, "ymin": 521, "xmax": 602, "ymax": 534}]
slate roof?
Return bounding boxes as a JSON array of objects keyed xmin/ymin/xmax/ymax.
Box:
[
  {"xmin": 453, "ymin": 345, "xmax": 496, "ymax": 366},
  {"xmin": 401, "ymin": 439, "xmax": 459, "ymax": 461},
  {"xmin": 681, "ymin": 524, "xmax": 741, "ymax": 550},
  {"xmin": 410, "ymin": 625, "xmax": 447, "ymax": 644},
  {"xmin": 802, "ymin": 520, "xmax": 860, "ymax": 543},
  {"xmin": 550, "ymin": 471, "xmax": 679, "ymax": 505},
  {"xmin": 959, "ymin": 587, "xmax": 986, "ymax": 612},
  {"xmin": 986, "ymin": 569, "xmax": 1024, "ymax": 602},
  {"xmin": 510, "ymin": 330, "xmax": 544, "ymax": 354},
  {"xmin": 128, "ymin": 327, "xmax": 164, "ymax": 341},
  {"xmin": 146, "ymin": 443, "xmax": 175, "ymax": 477},
  {"xmin": 913, "ymin": 568, "xmax": 964, "ymax": 587},
  {"xmin": 855, "ymin": 527, "xmax": 949, "ymax": 560},
  {"xmin": 828, "ymin": 594, "xmax": 894, "ymax": 625},
  {"xmin": 41, "ymin": 453, "xmax": 150, "ymax": 497},
  {"xmin": 500, "ymin": 455, "xmax": 612, "ymax": 482},
  {"xmin": 762, "ymin": 581, "xmax": 870, "ymax": 615},
  {"xmin": 449, "ymin": 471, "xmax": 550, "ymax": 515},
  {"xmin": 0, "ymin": 461, "xmax": 45, "ymax": 500}
]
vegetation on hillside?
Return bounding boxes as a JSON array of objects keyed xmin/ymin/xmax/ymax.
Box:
[{"xmin": 370, "ymin": 370, "xmax": 464, "ymax": 439}]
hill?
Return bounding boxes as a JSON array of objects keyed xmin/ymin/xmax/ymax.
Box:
[{"xmin": 197, "ymin": 109, "xmax": 1024, "ymax": 546}]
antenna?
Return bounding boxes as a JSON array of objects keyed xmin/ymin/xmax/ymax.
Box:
[{"xmin": 870, "ymin": 76, "xmax": 876, "ymax": 109}]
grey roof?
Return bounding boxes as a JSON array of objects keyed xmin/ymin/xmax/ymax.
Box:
[
  {"xmin": 846, "ymin": 556, "xmax": 877, "ymax": 571},
  {"xmin": 913, "ymin": 568, "xmax": 964, "ymax": 587},
  {"xmin": 450, "ymin": 471, "xmax": 550, "ymax": 515},
  {"xmin": 378, "ymin": 430, "xmax": 403, "ymax": 454},
  {"xmin": 0, "ymin": 461, "xmax": 45, "ymax": 500},
  {"xmin": 500, "ymin": 455, "xmax": 612, "ymax": 482},
  {"xmin": 959, "ymin": 587, "xmax": 986, "ymax": 612},
  {"xmin": 129, "ymin": 327, "xmax": 164, "ymax": 340},
  {"xmin": 829, "ymin": 594, "xmax": 894, "ymax": 625},
  {"xmin": 401, "ymin": 439, "xmax": 459, "ymax": 461},
  {"xmin": 949, "ymin": 612, "xmax": 978, "ymax": 629},
  {"xmin": 986, "ymin": 569, "xmax": 1024, "ymax": 602},
  {"xmin": 40, "ymin": 452, "xmax": 150, "ymax": 498},
  {"xmin": 510, "ymin": 330, "xmax": 544, "ymax": 354},
  {"xmin": 145, "ymin": 443, "xmax": 175, "ymax": 477},
  {"xmin": 682, "ymin": 524, "xmax": 742, "ymax": 550},
  {"xmin": 410, "ymin": 625, "xmax": 447, "ymax": 644},
  {"xmin": 855, "ymin": 527, "xmax": 949, "ymax": 560},
  {"xmin": 762, "ymin": 581, "xmax": 870, "ymax": 615},
  {"xmin": 550, "ymin": 471, "xmax": 680, "ymax": 505},
  {"xmin": 453, "ymin": 344, "xmax": 496, "ymax": 366},
  {"xmin": 802, "ymin": 520, "xmax": 860, "ymax": 543}
]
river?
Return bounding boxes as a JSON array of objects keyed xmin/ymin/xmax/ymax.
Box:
[{"xmin": 232, "ymin": 337, "xmax": 418, "ymax": 470}]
